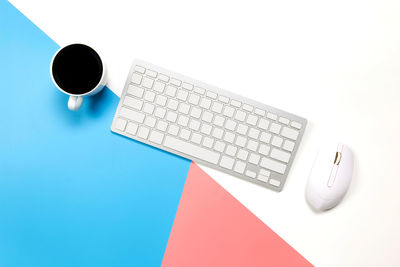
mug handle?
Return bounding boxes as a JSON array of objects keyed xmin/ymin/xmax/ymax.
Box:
[{"xmin": 68, "ymin": 96, "xmax": 84, "ymax": 111}]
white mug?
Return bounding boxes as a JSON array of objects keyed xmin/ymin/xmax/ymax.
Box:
[{"xmin": 50, "ymin": 43, "xmax": 107, "ymax": 111}]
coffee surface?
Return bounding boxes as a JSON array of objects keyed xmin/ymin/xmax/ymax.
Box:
[{"xmin": 52, "ymin": 44, "xmax": 103, "ymax": 95}]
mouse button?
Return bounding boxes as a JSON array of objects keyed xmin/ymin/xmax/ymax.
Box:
[
  {"xmin": 327, "ymin": 164, "xmax": 339, "ymax": 187},
  {"xmin": 337, "ymin": 143, "xmax": 344, "ymax": 152}
]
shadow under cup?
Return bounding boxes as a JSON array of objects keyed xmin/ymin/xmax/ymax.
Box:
[{"xmin": 51, "ymin": 44, "xmax": 103, "ymax": 95}]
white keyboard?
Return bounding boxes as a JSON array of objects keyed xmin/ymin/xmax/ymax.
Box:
[{"xmin": 111, "ymin": 60, "xmax": 307, "ymax": 191}]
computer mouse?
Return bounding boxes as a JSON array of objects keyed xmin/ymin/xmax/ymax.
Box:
[{"xmin": 306, "ymin": 142, "xmax": 353, "ymax": 211}]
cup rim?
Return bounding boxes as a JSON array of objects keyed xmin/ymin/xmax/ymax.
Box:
[{"xmin": 50, "ymin": 43, "xmax": 106, "ymax": 97}]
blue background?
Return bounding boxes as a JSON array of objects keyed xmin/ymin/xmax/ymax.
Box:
[{"xmin": 0, "ymin": 1, "xmax": 190, "ymax": 266}]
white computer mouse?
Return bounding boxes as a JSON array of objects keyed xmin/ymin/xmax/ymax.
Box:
[{"xmin": 306, "ymin": 142, "xmax": 354, "ymax": 211}]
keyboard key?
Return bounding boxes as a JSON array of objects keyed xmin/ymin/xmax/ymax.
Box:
[
  {"xmin": 248, "ymin": 153, "xmax": 260, "ymax": 165},
  {"xmin": 178, "ymin": 103, "xmax": 190, "ymax": 114},
  {"xmin": 225, "ymin": 119, "xmax": 237, "ymax": 131},
  {"xmin": 269, "ymin": 178, "xmax": 281, "ymax": 187},
  {"xmin": 123, "ymin": 96, "xmax": 143, "ymax": 110},
  {"xmin": 188, "ymin": 94, "xmax": 200, "ymax": 105},
  {"xmin": 242, "ymin": 104, "xmax": 253, "ymax": 112},
  {"xmin": 158, "ymin": 73, "xmax": 169, "ymax": 82},
  {"xmin": 223, "ymin": 132, "xmax": 235, "ymax": 143},
  {"xmin": 200, "ymin": 98, "xmax": 212, "ymax": 109},
  {"xmin": 202, "ymin": 137, "xmax": 214, "ymax": 148},
  {"xmin": 225, "ymin": 145, "xmax": 237, "ymax": 156},
  {"xmin": 234, "ymin": 161, "xmax": 246, "ymax": 174},
  {"xmin": 248, "ymin": 128, "xmax": 260, "ymax": 139},
  {"xmin": 127, "ymin": 85, "xmax": 144, "ymax": 98},
  {"xmin": 202, "ymin": 111, "xmax": 213, "ymax": 123},
  {"xmin": 137, "ymin": 126, "xmax": 150, "ymax": 139},
  {"xmin": 212, "ymin": 128, "xmax": 224, "ymax": 139},
  {"xmin": 247, "ymin": 140, "xmax": 258, "ymax": 151},
  {"xmin": 271, "ymin": 136, "xmax": 283, "ymax": 147},
  {"xmin": 166, "ymin": 111, "xmax": 178, "ymax": 122},
  {"xmin": 283, "ymin": 140, "xmax": 295, "ymax": 152},
  {"xmin": 270, "ymin": 148, "xmax": 291, "ymax": 163},
  {"xmin": 257, "ymin": 171, "xmax": 269, "ymax": 183},
  {"xmin": 164, "ymin": 136, "xmax": 220, "ymax": 164},
  {"xmin": 115, "ymin": 118, "xmax": 127, "ymax": 131},
  {"xmin": 223, "ymin": 106, "xmax": 235, "ymax": 117},
  {"xmin": 230, "ymin": 100, "xmax": 241, "ymax": 108},
  {"xmin": 245, "ymin": 170, "xmax": 256, "ymax": 178},
  {"xmin": 260, "ymin": 132, "xmax": 271, "ymax": 143},
  {"xmin": 170, "ymin": 78, "xmax": 181, "ymax": 86},
  {"xmin": 177, "ymin": 89, "xmax": 188, "ymax": 101},
  {"xmin": 144, "ymin": 116, "xmax": 156, "ymax": 128},
  {"xmin": 260, "ymin": 169, "xmax": 270, "ymax": 177},
  {"xmin": 269, "ymin": 123, "xmax": 281, "ymax": 134},
  {"xmin": 279, "ymin": 117, "xmax": 290, "ymax": 125},
  {"xmin": 254, "ymin": 108, "xmax": 266, "ymax": 116},
  {"xmin": 119, "ymin": 107, "xmax": 145, "ymax": 123},
  {"xmin": 177, "ymin": 115, "xmax": 189, "ymax": 127},
  {"xmin": 179, "ymin": 129, "xmax": 191, "ymax": 140},
  {"xmin": 235, "ymin": 110, "xmax": 246, "ymax": 121},
  {"xmin": 246, "ymin": 114, "xmax": 258, "ymax": 126},
  {"xmin": 220, "ymin": 156, "xmax": 235, "ymax": 169},
  {"xmin": 237, "ymin": 149, "xmax": 248, "ymax": 161},
  {"xmin": 155, "ymin": 95, "xmax": 167, "ymax": 106},
  {"xmin": 190, "ymin": 107, "xmax": 202, "ymax": 118},
  {"xmin": 156, "ymin": 120, "xmax": 168, "ymax": 132},
  {"xmin": 131, "ymin": 73, "xmax": 142, "ymax": 84},
  {"xmin": 182, "ymin": 82, "xmax": 193, "ymax": 90},
  {"xmin": 260, "ymin": 158, "xmax": 286, "ymax": 174},
  {"xmin": 144, "ymin": 91, "xmax": 156, "ymax": 102},
  {"xmin": 143, "ymin": 103, "xmax": 155, "ymax": 114},
  {"xmin": 168, "ymin": 125, "xmax": 179, "ymax": 136},
  {"xmin": 167, "ymin": 99, "xmax": 178, "ymax": 110},
  {"xmin": 235, "ymin": 136, "xmax": 247, "ymax": 147},
  {"xmin": 237, "ymin": 124, "xmax": 248, "ymax": 135},
  {"xmin": 134, "ymin": 65, "xmax": 146, "ymax": 73},
  {"xmin": 146, "ymin": 69, "xmax": 157, "ymax": 78},
  {"xmin": 149, "ymin": 130, "xmax": 164, "ymax": 144},
  {"xmin": 191, "ymin": 133, "xmax": 202, "ymax": 144},
  {"xmin": 153, "ymin": 81, "xmax": 165, "ymax": 93},
  {"xmin": 219, "ymin": 95, "xmax": 229, "ymax": 103},
  {"xmin": 258, "ymin": 118, "xmax": 269, "ymax": 130},
  {"xmin": 211, "ymin": 102, "xmax": 223, "ymax": 113},
  {"xmin": 214, "ymin": 141, "xmax": 225, "ymax": 152},
  {"xmin": 154, "ymin": 107, "xmax": 166, "ymax": 118},
  {"xmin": 166, "ymin": 85, "xmax": 177, "ymax": 97},
  {"xmin": 259, "ymin": 144, "xmax": 270, "ymax": 156},
  {"xmin": 267, "ymin": 112, "xmax": 277, "ymax": 120},
  {"xmin": 194, "ymin": 87, "xmax": 205, "ymax": 95},
  {"xmin": 189, "ymin": 119, "xmax": 201, "ymax": 131},
  {"xmin": 214, "ymin": 115, "xmax": 225, "ymax": 127},
  {"xmin": 206, "ymin": 91, "xmax": 217, "ymax": 99},
  {"xmin": 126, "ymin": 122, "xmax": 138, "ymax": 135},
  {"xmin": 281, "ymin": 127, "xmax": 299, "ymax": 140},
  {"xmin": 200, "ymin": 124, "xmax": 212, "ymax": 135},
  {"xmin": 257, "ymin": 174, "xmax": 269, "ymax": 183},
  {"xmin": 291, "ymin": 121, "xmax": 302, "ymax": 129},
  {"xmin": 142, "ymin": 77, "xmax": 154, "ymax": 89}
]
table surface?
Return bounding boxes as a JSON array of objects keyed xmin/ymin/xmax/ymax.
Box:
[{"xmin": 9, "ymin": 0, "xmax": 400, "ymax": 266}]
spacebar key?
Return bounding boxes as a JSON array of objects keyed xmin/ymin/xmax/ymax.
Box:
[{"xmin": 164, "ymin": 136, "xmax": 220, "ymax": 164}]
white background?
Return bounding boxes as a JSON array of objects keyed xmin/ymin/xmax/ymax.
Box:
[{"xmin": 9, "ymin": 0, "xmax": 400, "ymax": 266}]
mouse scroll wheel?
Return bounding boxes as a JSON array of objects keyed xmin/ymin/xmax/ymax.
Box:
[{"xmin": 334, "ymin": 152, "xmax": 342, "ymax": 165}]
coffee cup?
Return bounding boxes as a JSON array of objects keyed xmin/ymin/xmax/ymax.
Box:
[{"xmin": 50, "ymin": 43, "xmax": 107, "ymax": 111}]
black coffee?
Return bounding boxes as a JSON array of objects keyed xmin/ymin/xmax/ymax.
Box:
[{"xmin": 52, "ymin": 44, "xmax": 103, "ymax": 95}]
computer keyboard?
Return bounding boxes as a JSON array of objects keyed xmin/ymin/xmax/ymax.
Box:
[{"xmin": 111, "ymin": 60, "xmax": 307, "ymax": 191}]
